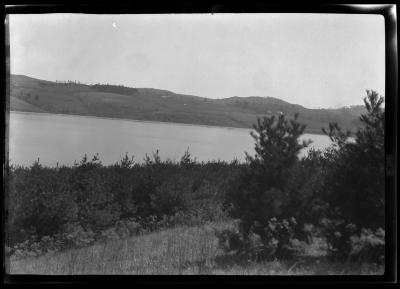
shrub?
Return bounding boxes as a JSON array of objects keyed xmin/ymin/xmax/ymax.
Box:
[
  {"xmin": 224, "ymin": 113, "xmax": 312, "ymax": 259},
  {"xmin": 217, "ymin": 218, "xmax": 302, "ymax": 261},
  {"xmin": 216, "ymin": 225, "xmax": 248, "ymax": 257},
  {"xmin": 7, "ymin": 161, "xmax": 78, "ymax": 244},
  {"xmin": 150, "ymin": 175, "xmax": 191, "ymax": 216},
  {"xmin": 70, "ymin": 155, "xmax": 122, "ymax": 230},
  {"xmin": 180, "ymin": 147, "xmax": 196, "ymax": 167},
  {"xmin": 62, "ymin": 222, "xmax": 96, "ymax": 248},
  {"xmin": 321, "ymin": 90, "xmax": 385, "ymax": 260},
  {"xmin": 108, "ymin": 155, "xmax": 138, "ymax": 219},
  {"xmin": 350, "ymin": 227, "xmax": 385, "ymax": 264}
]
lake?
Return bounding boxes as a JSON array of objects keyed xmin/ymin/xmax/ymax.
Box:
[{"xmin": 8, "ymin": 111, "xmax": 333, "ymax": 167}]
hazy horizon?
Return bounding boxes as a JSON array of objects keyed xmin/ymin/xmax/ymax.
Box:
[{"xmin": 9, "ymin": 13, "xmax": 385, "ymax": 109}]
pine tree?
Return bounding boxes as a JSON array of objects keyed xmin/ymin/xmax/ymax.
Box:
[
  {"xmin": 225, "ymin": 113, "xmax": 311, "ymax": 259},
  {"xmin": 321, "ymin": 90, "xmax": 385, "ymax": 261}
]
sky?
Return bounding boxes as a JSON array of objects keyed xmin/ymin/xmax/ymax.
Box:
[{"xmin": 9, "ymin": 13, "xmax": 385, "ymax": 108}]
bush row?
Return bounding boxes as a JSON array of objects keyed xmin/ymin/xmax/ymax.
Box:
[{"xmin": 6, "ymin": 151, "xmax": 240, "ymax": 252}]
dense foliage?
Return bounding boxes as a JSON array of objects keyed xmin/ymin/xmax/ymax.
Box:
[
  {"xmin": 221, "ymin": 90, "xmax": 385, "ymax": 263},
  {"xmin": 222, "ymin": 113, "xmax": 313, "ymax": 260},
  {"xmin": 6, "ymin": 152, "xmax": 241, "ymax": 256},
  {"xmin": 319, "ymin": 90, "xmax": 385, "ymax": 261}
]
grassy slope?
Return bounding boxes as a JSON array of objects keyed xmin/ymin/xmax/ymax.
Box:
[
  {"xmin": 7, "ymin": 222, "xmax": 383, "ymax": 275},
  {"xmin": 10, "ymin": 74, "xmax": 365, "ymax": 134},
  {"xmin": 9, "ymin": 96, "xmax": 45, "ymax": 113}
]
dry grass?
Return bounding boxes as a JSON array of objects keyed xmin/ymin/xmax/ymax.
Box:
[
  {"xmin": 6, "ymin": 222, "xmax": 384, "ymax": 275},
  {"xmin": 7, "ymin": 222, "xmax": 224, "ymax": 275}
]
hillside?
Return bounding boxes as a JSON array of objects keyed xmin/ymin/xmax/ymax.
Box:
[{"xmin": 9, "ymin": 74, "xmax": 365, "ymax": 134}]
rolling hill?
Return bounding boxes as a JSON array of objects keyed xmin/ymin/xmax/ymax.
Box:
[{"xmin": 9, "ymin": 74, "xmax": 365, "ymax": 135}]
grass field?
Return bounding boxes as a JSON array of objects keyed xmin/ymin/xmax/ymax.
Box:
[{"xmin": 6, "ymin": 222, "xmax": 384, "ymax": 275}]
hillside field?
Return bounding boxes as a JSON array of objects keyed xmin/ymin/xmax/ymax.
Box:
[{"xmin": 9, "ymin": 74, "xmax": 365, "ymax": 135}]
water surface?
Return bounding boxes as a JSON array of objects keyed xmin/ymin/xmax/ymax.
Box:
[{"xmin": 9, "ymin": 111, "xmax": 333, "ymax": 167}]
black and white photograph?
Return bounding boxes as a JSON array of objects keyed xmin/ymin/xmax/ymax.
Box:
[{"xmin": 3, "ymin": 4, "xmax": 396, "ymax": 279}]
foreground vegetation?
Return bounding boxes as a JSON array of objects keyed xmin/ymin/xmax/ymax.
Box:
[
  {"xmin": 5, "ymin": 90, "xmax": 385, "ymax": 275},
  {"xmin": 219, "ymin": 91, "xmax": 385, "ymax": 265},
  {"xmin": 6, "ymin": 152, "xmax": 239, "ymax": 253}
]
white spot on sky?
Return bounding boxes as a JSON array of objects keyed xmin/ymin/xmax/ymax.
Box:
[{"xmin": 112, "ymin": 22, "xmax": 117, "ymax": 28}]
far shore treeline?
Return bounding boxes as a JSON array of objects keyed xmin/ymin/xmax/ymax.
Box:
[{"xmin": 5, "ymin": 90, "xmax": 384, "ymax": 266}]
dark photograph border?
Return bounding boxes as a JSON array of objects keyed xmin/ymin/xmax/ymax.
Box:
[{"xmin": 3, "ymin": 2, "xmax": 397, "ymax": 285}]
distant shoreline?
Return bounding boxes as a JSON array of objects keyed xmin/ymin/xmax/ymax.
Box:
[{"xmin": 9, "ymin": 110, "xmax": 327, "ymax": 136}]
